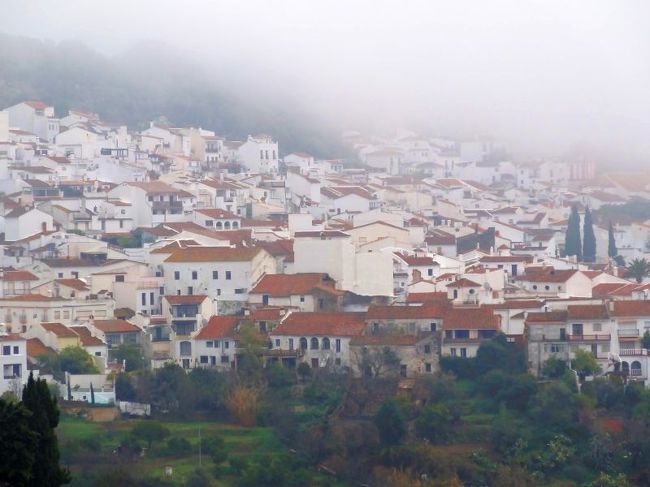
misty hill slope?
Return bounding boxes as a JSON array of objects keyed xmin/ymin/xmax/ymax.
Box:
[{"xmin": 0, "ymin": 33, "xmax": 347, "ymax": 157}]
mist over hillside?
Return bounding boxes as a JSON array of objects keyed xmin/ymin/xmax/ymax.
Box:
[{"xmin": 0, "ymin": 33, "xmax": 350, "ymax": 158}]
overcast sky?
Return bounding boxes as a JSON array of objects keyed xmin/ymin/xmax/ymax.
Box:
[{"xmin": 2, "ymin": 0, "xmax": 650, "ymax": 162}]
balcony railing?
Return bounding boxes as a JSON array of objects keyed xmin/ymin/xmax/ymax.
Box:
[
  {"xmin": 567, "ymin": 334, "xmax": 611, "ymax": 342},
  {"xmin": 618, "ymin": 329, "xmax": 640, "ymax": 337},
  {"xmin": 620, "ymin": 348, "xmax": 649, "ymax": 356}
]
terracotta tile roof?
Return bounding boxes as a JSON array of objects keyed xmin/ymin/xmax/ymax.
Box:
[
  {"xmin": 610, "ymin": 300, "xmax": 650, "ymax": 317},
  {"xmin": 258, "ymin": 240, "xmax": 294, "ymax": 259},
  {"xmin": 273, "ymin": 312, "xmax": 366, "ymax": 336},
  {"xmin": 24, "ymin": 100, "xmax": 49, "ymax": 110},
  {"xmin": 446, "ymin": 278, "xmax": 481, "ymax": 288},
  {"xmin": 395, "ymin": 253, "xmax": 435, "ymax": 266},
  {"xmin": 406, "ymin": 292, "xmax": 450, "ymax": 304},
  {"xmin": 0, "ymin": 294, "xmax": 66, "ymax": 302},
  {"xmin": 93, "ymin": 319, "xmax": 140, "ymax": 333},
  {"xmin": 26, "ymin": 337, "xmax": 55, "ymax": 357},
  {"xmin": 195, "ymin": 315, "xmax": 240, "ymax": 340},
  {"xmin": 592, "ymin": 283, "xmax": 638, "ymax": 297},
  {"xmin": 350, "ymin": 335, "xmax": 418, "ymax": 346},
  {"xmin": 250, "ymin": 273, "xmax": 339, "ymax": 297},
  {"xmin": 366, "ymin": 305, "xmax": 446, "ymax": 320},
  {"xmin": 69, "ymin": 326, "xmax": 105, "ymax": 347},
  {"xmin": 1, "ymin": 270, "xmax": 38, "ymax": 281},
  {"xmin": 197, "ymin": 208, "xmax": 240, "ymax": 219},
  {"xmin": 480, "ymin": 255, "xmax": 533, "ymax": 263},
  {"xmin": 0, "ymin": 333, "xmax": 24, "ymax": 342},
  {"xmin": 483, "ymin": 300, "xmax": 545, "ymax": 310},
  {"xmin": 442, "ymin": 308, "xmax": 500, "ymax": 330},
  {"xmin": 41, "ymin": 322, "xmax": 79, "ymax": 339},
  {"xmin": 525, "ymin": 311, "xmax": 568, "ymax": 324},
  {"xmin": 55, "ymin": 278, "xmax": 89, "ymax": 291},
  {"xmin": 164, "ymin": 295, "xmax": 208, "ymax": 305},
  {"xmin": 248, "ymin": 307, "xmax": 286, "ymax": 321},
  {"xmin": 519, "ymin": 269, "xmax": 579, "ymax": 283},
  {"xmin": 164, "ymin": 247, "xmax": 262, "ymax": 263},
  {"xmin": 566, "ymin": 304, "xmax": 609, "ymax": 320}
]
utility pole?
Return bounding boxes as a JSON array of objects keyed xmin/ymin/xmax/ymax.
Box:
[{"xmin": 198, "ymin": 426, "xmax": 202, "ymax": 467}]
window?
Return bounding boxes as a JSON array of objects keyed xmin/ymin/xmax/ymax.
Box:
[
  {"xmin": 116, "ymin": 274, "xmax": 125, "ymax": 282},
  {"xmin": 192, "ymin": 271, "xmax": 198, "ymax": 280},
  {"xmin": 310, "ymin": 337, "xmax": 319, "ymax": 350},
  {"xmin": 430, "ymin": 322, "xmax": 437, "ymax": 332},
  {"xmin": 550, "ymin": 344, "xmax": 565, "ymax": 353},
  {"xmin": 179, "ymin": 341, "xmax": 191, "ymax": 356},
  {"xmin": 234, "ymin": 288, "xmax": 245, "ymax": 294},
  {"xmin": 217, "ymin": 289, "xmax": 221, "ymax": 296},
  {"xmin": 207, "ymin": 341, "xmax": 214, "ymax": 348},
  {"xmin": 160, "ymin": 286, "xmax": 165, "ymax": 295},
  {"xmin": 450, "ymin": 348, "xmax": 457, "ymax": 357},
  {"xmin": 2, "ymin": 346, "xmax": 9, "ymax": 355},
  {"xmin": 299, "ymin": 337, "xmax": 308, "ymax": 350},
  {"xmin": 63, "ymin": 310, "xmax": 70, "ymax": 319},
  {"xmin": 225, "ymin": 271, "xmax": 232, "ymax": 280},
  {"xmin": 187, "ymin": 286, "xmax": 193, "ymax": 295},
  {"xmin": 225, "ymin": 341, "xmax": 230, "ymax": 349},
  {"xmin": 425, "ymin": 363, "xmax": 432, "ymax": 373},
  {"xmin": 213, "ymin": 271, "xmax": 219, "ymax": 280},
  {"xmin": 174, "ymin": 271, "xmax": 180, "ymax": 280},
  {"xmin": 424, "ymin": 344, "xmax": 431, "ymax": 354},
  {"xmin": 300, "ymin": 296, "xmax": 305, "ymax": 303},
  {"xmin": 322, "ymin": 337, "xmax": 331, "ymax": 350},
  {"xmin": 54, "ymin": 311, "xmax": 61, "ymax": 320},
  {"xmin": 200, "ymin": 356, "xmax": 209, "ymax": 364},
  {"xmin": 460, "ymin": 348, "xmax": 467, "ymax": 358},
  {"xmin": 532, "ymin": 285, "xmax": 537, "ymax": 290},
  {"xmin": 544, "ymin": 285, "xmax": 550, "ymax": 291},
  {"xmin": 428, "ymin": 268, "xmax": 433, "ymax": 276},
  {"xmin": 288, "ymin": 338, "xmax": 294, "ymax": 350},
  {"xmin": 12, "ymin": 346, "xmax": 19, "ymax": 355},
  {"xmin": 275, "ymin": 339, "xmax": 280, "ymax": 347},
  {"xmin": 95, "ymin": 351, "xmax": 102, "ymax": 356},
  {"xmin": 335, "ymin": 338, "xmax": 341, "ymax": 353},
  {"xmin": 205, "ymin": 220, "xmax": 213, "ymax": 227},
  {"xmin": 335, "ymin": 358, "xmax": 341, "ymax": 366},
  {"xmin": 593, "ymin": 323, "xmax": 602, "ymax": 332},
  {"xmin": 221, "ymin": 355, "xmax": 229, "ymax": 363},
  {"xmin": 141, "ymin": 293, "xmax": 146, "ymax": 306}
]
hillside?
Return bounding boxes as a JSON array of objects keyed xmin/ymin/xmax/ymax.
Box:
[{"xmin": 0, "ymin": 33, "xmax": 349, "ymax": 158}]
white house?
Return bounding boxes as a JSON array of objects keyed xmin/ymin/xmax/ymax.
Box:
[
  {"xmin": 236, "ymin": 134, "xmax": 279, "ymax": 174},
  {"xmin": 0, "ymin": 328, "xmax": 27, "ymax": 397},
  {"xmin": 4, "ymin": 100, "xmax": 60, "ymax": 142}
]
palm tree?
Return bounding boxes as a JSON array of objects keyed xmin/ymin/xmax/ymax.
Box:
[{"xmin": 626, "ymin": 258, "xmax": 650, "ymax": 283}]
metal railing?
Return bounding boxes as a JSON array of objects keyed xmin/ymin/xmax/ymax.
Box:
[{"xmin": 567, "ymin": 334, "xmax": 611, "ymax": 341}]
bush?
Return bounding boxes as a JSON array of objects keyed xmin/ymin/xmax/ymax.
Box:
[
  {"xmin": 165, "ymin": 436, "xmax": 191, "ymax": 456},
  {"xmin": 374, "ymin": 400, "xmax": 406, "ymax": 446}
]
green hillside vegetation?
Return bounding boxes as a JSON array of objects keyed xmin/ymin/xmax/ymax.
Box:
[{"xmin": 0, "ymin": 33, "xmax": 351, "ymax": 159}]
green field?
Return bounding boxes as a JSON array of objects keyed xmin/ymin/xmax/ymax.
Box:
[{"xmin": 57, "ymin": 415, "xmax": 291, "ymax": 486}]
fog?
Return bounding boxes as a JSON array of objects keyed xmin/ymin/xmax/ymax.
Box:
[{"xmin": 2, "ymin": 0, "xmax": 650, "ymax": 164}]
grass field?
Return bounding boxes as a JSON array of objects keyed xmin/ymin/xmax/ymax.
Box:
[{"xmin": 57, "ymin": 415, "xmax": 290, "ymax": 486}]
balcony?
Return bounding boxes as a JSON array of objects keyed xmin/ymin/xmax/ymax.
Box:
[
  {"xmin": 567, "ymin": 334, "xmax": 611, "ymax": 342},
  {"xmin": 620, "ymin": 348, "xmax": 649, "ymax": 357},
  {"xmin": 618, "ymin": 329, "xmax": 640, "ymax": 337}
]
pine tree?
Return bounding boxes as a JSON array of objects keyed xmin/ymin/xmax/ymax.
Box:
[
  {"xmin": 22, "ymin": 373, "xmax": 71, "ymax": 486},
  {"xmin": 582, "ymin": 206, "xmax": 596, "ymax": 262},
  {"xmin": 608, "ymin": 221, "xmax": 618, "ymax": 258},
  {"xmin": 565, "ymin": 204, "xmax": 582, "ymax": 261},
  {"xmin": 0, "ymin": 399, "xmax": 38, "ymax": 485}
]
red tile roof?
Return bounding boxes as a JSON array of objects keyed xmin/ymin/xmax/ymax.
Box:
[
  {"xmin": 406, "ymin": 292, "xmax": 450, "ymax": 304},
  {"xmin": 395, "ymin": 253, "xmax": 436, "ymax": 266},
  {"xmin": 567, "ymin": 304, "xmax": 609, "ymax": 320},
  {"xmin": 247, "ymin": 307, "xmax": 286, "ymax": 321},
  {"xmin": 164, "ymin": 247, "xmax": 262, "ymax": 263},
  {"xmin": 519, "ymin": 270, "xmax": 579, "ymax": 283},
  {"xmin": 366, "ymin": 305, "xmax": 446, "ymax": 320},
  {"xmin": 26, "ymin": 337, "xmax": 55, "ymax": 357},
  {"xmin": 69, "ymin": 326, "xmax": 105, "ymax": 347},
  {"xmin": 55, "ymin": 278, "xmax": 89, "ymax": 291},
  {"xmin": 93, "ymin": 319, "xmax": 140, "ymax": 333},
  {"xmin": 483, "ymin": 300, "xmax": 545, "ymax": 310},
  {"xmin": 446, "ymin": 278, "xmax": 481, "ymax": 288},
  {"xmin": 1, "ymin": 270, "xmax": 38, "ymax": 281},
  {"xmin": 195, "ymin": 315, "xmax": 240, "ymax": 340},
  {"xmin": 41, "ymin": 322, "xmax": 79, "ymax": 339},
  {"xmin": 442, "ymin": 308, "xmax": 500, "ymax": 330},
  {"xmin": 525, "ymin": 311, "xmax": 568, "ymax": 324},
  {"xmin": 610, "ymin": 300, "xmax": 650, "ymax": 317},
  {"xmin": 273, "ymin": 312, "xmax": 366, "ymax": 336},
  {"xmin": 164, "ymin": 295, "xmax": 208, "ymax": 305},
  {"xmin": 250, "ymin": 273, "xmax": 339, "ymax": 297}
]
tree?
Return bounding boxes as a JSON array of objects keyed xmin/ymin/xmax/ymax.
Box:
[
  {"xmin": 0, "ymin": 399, "xmax": 38, "ymax": 485},
  {"xmin": 607, "ymin": 221, "xmax": 617, "ymax": 258},
  {"xmin": 374, "ymin": 400, "xmax": 406, "ymax": 446},
  {"xmin": 297, "ymin": 362, "xmax": 311, "ymax": 382},
  {"xmin": 21, "ymin": 373, "xmax": 71, "ymax": 486},
  {"xmin": 565, "ymin": 204, "xmax": 582, "ymax": 260},
  {"xmin": 130, "ymin": 421, "xmax": 170, "ymax": 449},
  {"xmin": 355, "ymin": 346, "xmax": 401, "ymax": 378},
  {"xmin": 236, "ymin": 322, "xmax": 265, "ymax": 384},
  {"xmin": 643, "ymin": 330, "xmax": 650, "ymax": 350},
  {"xmin": 572, "ymin": 349, "xmax": 601, "ymax": 381},
  {"xmin": 626, "ymin": 258, "xmax": 650, "ymax": 283},
  {"xmin": 59, "ymin": 346, "xmax": 99, "ymax": 375},
  {"xmin": 113, "ymin": 344, "xmax": 144, "ymax": 372},
  {"xmin": 203, "ymin": 435, "xmax": 228, "ymax": 465},
  {"xmin": 415, "ymin": 403, "xmax": 454, "ymax": 442},
  {"xmin": 582, "ymin": 206, "xmax": 596, "ymax": 262},
  {"xmin": 542, "ymin": 356, "xmax": 567, "ymax": 378},
  {"xmin": 226, "ymin": 385, "xmax": 259, "ymax": 427}
]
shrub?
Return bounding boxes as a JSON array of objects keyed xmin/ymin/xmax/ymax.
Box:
[{"xmin": 166, "ymin": 436, "xmax": 192, "ymax": 456}]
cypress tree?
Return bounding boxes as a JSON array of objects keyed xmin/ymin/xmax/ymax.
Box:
[
  {"xmin": 22, "ymin": 373, "xmax": 71, "ymax": 486},
  {"xmin": 565, "ymin": 204, "xmax": 582, "ymax": 261},
  {"xmin": 582, "ymin": 206, "xmax": 596, "ymax": 262},
  {"xmin": 0, "ymin": 399, "xmax": 38, "ymax": 485},
  {"xmin": 608, "ymin": 221, "xmax": 617, "ymax": 258}
]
